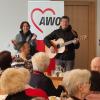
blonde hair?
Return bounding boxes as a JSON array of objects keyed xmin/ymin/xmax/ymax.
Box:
[
  {"xmin": 0, "ymin": 68, "xmax": 30, "ymax": 94},
  {"xmin": 31, "ymin": 52, "xmax": 50, "ymax": 72},
  {"xmin": 18, "ymin": 67, "xmax": 31, "ymax": 83},
  {"xmin": 62, "ymin": 69, "xmax": 91, "ymax": 96}
]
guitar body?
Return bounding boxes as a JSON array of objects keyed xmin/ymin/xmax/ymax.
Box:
[
  {"xmin": 45, "ymin": 35, "xmax": 87, "ymax": 58},
  {"xmin": 45, "ymin": 38, "xmax": 65, "ymax": 58},
  {"xmin": 55, "ymin": 38, "xmax": 65, "ymax": 53}
]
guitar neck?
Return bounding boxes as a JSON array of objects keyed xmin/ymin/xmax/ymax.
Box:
[{"xmin": 61, "ymin": 40, "xmax": 75, "ymax": 47}]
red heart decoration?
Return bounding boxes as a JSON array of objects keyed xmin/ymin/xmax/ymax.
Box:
[{"xmin": 31, "ymin": 8, "xmax": 55, "ymax": 33}]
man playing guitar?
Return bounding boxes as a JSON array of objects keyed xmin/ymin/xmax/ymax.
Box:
[{"xmin": 44, "ymin": 16, "xmax": 80, "ymax": 72}]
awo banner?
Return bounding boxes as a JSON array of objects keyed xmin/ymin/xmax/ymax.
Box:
[{"xmin": 28, "ymin": 1, "xmax": 64, "ymax": 40}]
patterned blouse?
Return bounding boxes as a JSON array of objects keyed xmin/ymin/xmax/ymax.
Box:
[{"xmin": 12, "ymin": 54, "xmax": 33, "ymax": 72}]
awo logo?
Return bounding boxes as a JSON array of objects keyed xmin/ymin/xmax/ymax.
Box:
[{"xmin": 31, "ymin": 8, "xmax": 61, "ymax": 33}]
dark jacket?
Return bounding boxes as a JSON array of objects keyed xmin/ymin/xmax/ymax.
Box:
[
  {"xmin": 44, "ymin": 25, "xmax": 80, "ymax": 60},
  {"xmin": 15, "ymin": 30, "xmax": 37, "ymax": 56},
  {"xmin": 29, "ymin": 71, "xmax": 64, "ymax": 96},
  {"xmin": 6, "ymin": 90, "xmax": 32, "ymax": 100},
  {"xmin": 90, "ymin": 71, "xmax": 100, "ymax": 91},
  {"xmin": 6, "ymin": 88, "xmax": 48, "ymax": 100}
]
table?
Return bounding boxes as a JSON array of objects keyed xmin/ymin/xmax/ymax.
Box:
[{"xmin": 49, "ymin": 76, "xmax": 63, "ymax": 87}]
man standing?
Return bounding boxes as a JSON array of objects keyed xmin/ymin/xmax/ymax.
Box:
[{"xmin": 44, "ymin": 16, "xmax": 80, "ymax": 72}]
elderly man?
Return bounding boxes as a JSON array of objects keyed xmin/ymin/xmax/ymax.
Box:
[
  {"xmin": 29, "ymin": 52, "xmax": 65, "ymax": 96},
  {"xmin": 91, "ymin": 57, "xmax": 100, "ymax": 72},
  {"xmin": 86, "ymin": 57, "xmax": 100, "ymax": 100}
]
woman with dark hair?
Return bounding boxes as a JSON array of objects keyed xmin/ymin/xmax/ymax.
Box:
[
  {"xmin": 0, "ymin": 50, "xmax": 12, "ymax": 72},
  {"xmin": 13, "ymin": 21, "xmax": 37, "ymax": 56},
  {"xmin": 12, "ymin": 41, "xmax": 33, "ymax": 72}
]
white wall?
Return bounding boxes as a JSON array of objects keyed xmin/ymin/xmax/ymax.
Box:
[
  {"xmin": 96, "ymin": 0, "xmax": 100, "ymax": 56},
  {"xmin": 0, "ymin": 0, "xmax": 27, "ymax": 54}
]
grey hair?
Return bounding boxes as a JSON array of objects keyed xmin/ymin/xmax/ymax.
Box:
[
  {"xmin": 62, "ymin": 69, "xmax": 91, "ymax": 96},
  {"xmin": 31, "ymin": 52, "xmax": 50, "ymax": 72}
]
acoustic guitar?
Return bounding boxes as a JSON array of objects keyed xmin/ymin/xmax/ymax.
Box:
[{"xmin": 45, "ymin": 35, "xmax": 87, "ymax": 58}]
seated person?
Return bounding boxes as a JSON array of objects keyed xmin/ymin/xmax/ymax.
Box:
[
  {"xmin": 62, "ymin": 69, "xmax": 91, "ymax": 100},
  {"xmin": 0, "ymin": 67, "xmax": 32, "ymax": 100},
  {"xmin": 12, "ymin": 41, "xmax": 33, "ymax": 72},
  {"xmin": 0, "ymin": 50, "xmax": 12, "ymax": 75},
  {"xmin": 91, "ymin": 57, "xmax": 100, "ymax": 72},
  {"xmin": 29, "ymin": 52, "xmax": 65, "ymax": 96},
  {"xmin": 86, "ymin": 71, "xmax": 100, "ymax": 100},
  {"xmin": 0, "ymin": 68, "xmax": 48, "ymax": 100}
]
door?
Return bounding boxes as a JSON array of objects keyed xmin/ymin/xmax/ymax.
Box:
[{"xmin": 64, "ymin": 1, "xmax": 96, "ymax": 69}]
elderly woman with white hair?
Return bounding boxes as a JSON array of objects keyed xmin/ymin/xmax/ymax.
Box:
[
  {"xmin": 62, "ymin": 69, "xmax": 91, "ymax": 100},
  {"xmin": 0, "ymin": 67, "xmax": 32, "ymax": 100},
  {"xmin": 29, "ymin": 52, "xmax": 65, "ymax": 96},
  {"xmin": 0, "ymin": 68, "xmax": 48, "ymax": 100}
]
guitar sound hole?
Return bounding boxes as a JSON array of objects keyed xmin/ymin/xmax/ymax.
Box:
[{"xmin": 57, "ymin": 44, "xmax": 60, "ymax": 48}]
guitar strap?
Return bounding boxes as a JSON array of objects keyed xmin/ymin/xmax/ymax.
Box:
[{"xmin": 71, "ymin": 29, "xmax": 78, "ymax": 38}]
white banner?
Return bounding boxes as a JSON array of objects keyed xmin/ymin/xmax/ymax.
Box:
[{"xmin": 28, "ymin": 1, "xmax": 64, "ymax": 40}]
